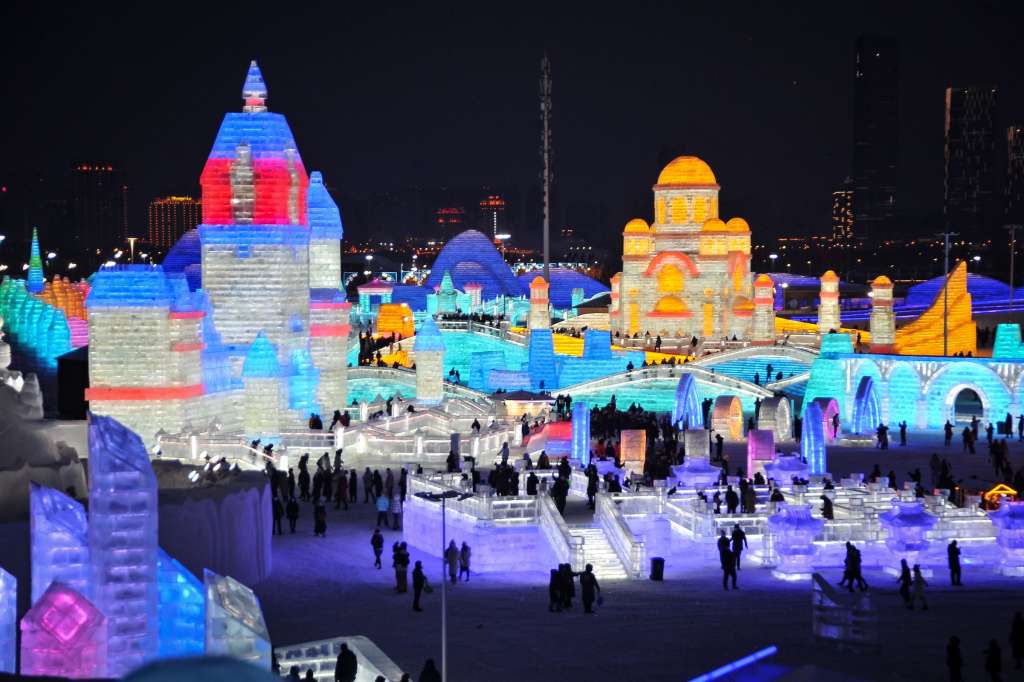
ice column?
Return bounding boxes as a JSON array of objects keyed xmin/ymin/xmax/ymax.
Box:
[
  {"xmin": 0, "ymin": 567, "xmax": 14, "ymax": 674},
  {"xmin": 414, "ymin": 317, "xmax": 446, "ymax": 405},
  {"xmin": 528, "ymin": 276, "xmax": 550, "ymax": 330},
  {"xmin": 571, "ymin": 400, "xmax": 591, "ymax": 466},
  {"xmin": 20, "ymin": 582, "xmax": 107, "ymax": 679},
  {"xmin": 310, "ymin": 296, "xmax": 351, "ymax": 416},
  {"xmin": 204, "ymin": 570, "xmax": 271, "ymax": 669},
  {"xmin": 751, "ymin": 274, "xmax": 776, "ymax": 345},
  {"xmin": 30, "ymin": 483, "xmax": 92, "ymax": 603},
  {"xmin": 816, "ymin": 270, "xmax": 840, "ymax": 333},
  {"xmin": 242, "ymin": 332, "xmax": 285, "ymax": 441},
  {"xmin": 991, "ymin": 501, "xmax": 1024, "ymax": 577},
  {"xmin": 88, "ymin": 413, "xmax": 159, "ymax": 677},
  {"xmin": 869, "ymin": 275, "xmax": 895, "ymax": 353}
]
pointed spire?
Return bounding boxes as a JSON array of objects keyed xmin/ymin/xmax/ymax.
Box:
[
  {"xmin": 242, "ymin": 60, "xmax": 268, "ymax": 113},
  {"xmin": 27, "ymin": 227, "xmax": 44, "ymax": 294}
]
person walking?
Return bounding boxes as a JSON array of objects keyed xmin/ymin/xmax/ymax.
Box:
[
  {"xmin": 391, "ymin": 494, "xmax": 403, "ymax": 531},
  {"xmin": 371, "ymin": 529, "xmax": 384, "ymax": 569},
  {"xmin": 947, "ymin": 636, "xmax": 964, "ymax": 682},
  {"xmin": 910, "ymin": 564, "xmax": 928, "ymax": 610},
  {"xmin": 984, "ymin": 639, "xmax": 1003, "ymax": 682},
  {"xmin": 335, "ymin": 471, "xmax": 348, "ymax": 511},
  {"xmin": 363, "ymin": 468, "xmax": 374, "ymax": 503},
  {"xmin": 948, "ymin": 540, "xmax": 963, "ymax": 586},
  {"xmin": 286, "ymin": 497, "xmax": 299, "ymax": 534},
  {"xmin": 899, "ymin": 421, "xmax": 908, "ymax": 446},
  {"xmin": 272, "ymin": 497, "xmax": 284, "ymax": 535},
  {"xmin": 348, "ymin": 469, "xmax": 358, "ymax": 504},
  {"xmin": 459, "ymin": 542, "xmax": 471, "ymax": 581},
  {"xmin": 418, "ymin": 659, "xmax": 441, "ymax": 682},
  {"xmin": 314, "ymin": 498, "xmax": 327, "ymax": 537},
  {"xmin": 897, "ymin": 559, "xmax": 912, "ymax": 609},
  {"xmin": 945, "ymin": 421, "xmax": 954, "ymax": 447},
  {"xmin": 334, "ymin": 642, "xmax": 358, "ymax": 682},
  {"xmin": 412, "ymin": 561, "xmax": 427, "ymax": 612},
  {"xmin": 548, "ymin": 568, "xmax": 561, "ymax": 612},
  {"xmin": 730, "ymin": 523, "xmax": 748, "ymax": 571},
  {"xmin": 721, "ymin": 547, "xmax": 738, "ymax": 591},
  {"xmin": 579, "ymin": 563, "xmax": 601, "ymax": 614},
  {"xmin": 445, "ymin": 540, "xmax": 459, "ymax": 585},
  {"xmin": 1011, "ymin": 612, "xmax": 1024, "ymax": 669},
  {"xmin": 725, "ymin": 485, "xmax": 739, "ymax": 514},
  {"xmin": 376, "ymin": 494, "xmax": 390, "ymax": 528}
]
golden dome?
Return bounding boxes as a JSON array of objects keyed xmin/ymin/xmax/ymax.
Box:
[
  {"xmin": 701, "ymin": 218, "xmax": 726, "ymax": 232},
  {"xmin": 725, "ymin": 217, "xmax": 750, "ymax": 232},
  {"xmin": 530, "ymin": 275, "xmax": 548, "ymax": 289},
  {"xmin": 872, "ymin": 275, "xmax": 893, "ymax": 287},
  {"xmin": 821, "ymin": 270, "xmax": 839, "ymax": 282},
  {"xmin": 754, "ymin": 274, "xmax": 774, "ymax": 286},
  {"xmin": 623, "ymin": 218, "xmax": 651, "ymax": 234},
  {"xmin": 656, "ymin": 156, "xmax": 717, "ymax": 186}
]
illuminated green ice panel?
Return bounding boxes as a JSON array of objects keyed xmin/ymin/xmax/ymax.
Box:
[
  {"xmin": 567, "ymin": 378, "xmax": 757, "ymax": 414},
  {"xmin": 707, "ymin": 356, "xmax": 809, "ymax": 383},
  {"xmin": 347, "ymin": 377, "xmax": 414, "ymax": 404},
  {"xmin": 439, "ymin": 332, "xmax": 529, "ymax": 390}
]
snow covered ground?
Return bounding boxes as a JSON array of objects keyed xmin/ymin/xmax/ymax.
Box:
[{"xmin": 254, "ymin": 431, "xmax": 1024, "ymax": 681}]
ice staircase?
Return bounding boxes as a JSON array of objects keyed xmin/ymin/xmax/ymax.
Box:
[{"xmin": 571, "ymin": 526, "xmax": 629, "ymax": 580}]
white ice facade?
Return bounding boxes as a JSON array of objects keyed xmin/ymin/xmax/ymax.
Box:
[{"xmin": 86, "ymin": 62, "xmax": 349, "ymax": 446}]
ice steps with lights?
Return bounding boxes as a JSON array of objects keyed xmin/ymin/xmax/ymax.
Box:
[{"xmin": 571, "ymin": 526, "xmax": 629, "ymax": 580}]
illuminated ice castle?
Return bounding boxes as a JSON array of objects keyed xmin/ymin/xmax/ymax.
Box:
[
  {"xmin": 611, "ymin": 156, "xmax": 753, "ymax": 339},
  {"xmin": 86, "ymin": 61, "xmax": 349, "ymax": 445}
]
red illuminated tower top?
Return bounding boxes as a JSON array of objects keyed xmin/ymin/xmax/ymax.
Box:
[{"xmin": 199, "ymin": 61, "xmax": 309, "ymax": 226}]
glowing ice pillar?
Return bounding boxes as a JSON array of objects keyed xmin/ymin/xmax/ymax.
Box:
[
  {"xmin": 88, "ymin": 413, "xmax": 159, "ymax": 676},
  {"xmin": 572, "ymin": 401, "xmax": 591, "ymax": 466},
  {"xmin": 746, "ymin": 429, "xmax": 775, "ymax": 478},
  {"xmin": 242, "ymin": 332, "xmax": 285, "ymax": 441},
  {"xmin": 310, "ymin": 298, "xmax": 350, "ymax": 415},
  {"xmin": 204, "ymin": 570, "xmax": 271, "ymax": 669},
  {"xmin": 816, "ymin": 270, "xmax": 840, "ymax": 333},
  {"xmin": 991, "ymin": 501, "xmax": 1024, "ymax": 577},
  {"xmin": 801, "ymin": 401, "xmax": 827, "ymax": 475},
  {"xmin": 157, "ymin": 548, "xmax": 206, "ymax": 658},
  {"xmin": 21, "ymin": 582, "xmax": 107, "ymax": 678},
  {"xmin": 751, "ymin": 274, "xmax": 776, "ymax": 345},
  {"xmin": 30, "ymin": 483, "xmax": 91, "ymax": 604},
  {"xmin": 869, "ymin": 275, "xmax": 895, "ymax": 353},
  {"xmin": 528, "ymin": 276, "xmax": 550, "ymax": 330},
  {"xmin": 0, "ymin": 567, "xmax": 13, "ymax": 673},
  {"xmin": 414, "ymin": 317, "xmax": 445, "ymax": 404},
  {"xmin": 767, "ymin": 504, "xmax": 823, "ymax": 580},
  {"xmin": 672, "ymin": 373, "xmax": 703, "ymax": 429},
  {"xmin": 878, "ymin": 500, "xmax": 937, "ymax": 569}
]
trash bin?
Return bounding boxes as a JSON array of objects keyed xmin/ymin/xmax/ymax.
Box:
[{"xmin": 650, "ymin": 556, "xmax": 665, "ymax": 581}]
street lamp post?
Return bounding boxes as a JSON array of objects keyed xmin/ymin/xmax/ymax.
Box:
[{"xmin": 414, "ymin": 489, "xmax": 474, "ymax": 682}]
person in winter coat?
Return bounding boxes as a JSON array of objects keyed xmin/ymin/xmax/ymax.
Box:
[
  {"xmin": 272, "ymin": 497, "xmax": 284, "ymax": 535},
  {"xmin": 314, "ymin": 499, "xmax": 327, "ymax": 537},
  {"xmin": 946, "ymin": 636, "xmax": 963, "ymax": 682},
  {"xmin": 984, "ymin": 639, "xmax": 1002, "ymax": 681},
  {"xmin": 579, "ymin": 563, "xmax": 601, "ymax": 614},
  {"xmin": 371, "ymin": 529, "xmax": 384, "ymax": 568},
  {"xmin": 412, "ymin": 561, "xmax": 427, "ymax": 611},
  {"xmin": 724, "ymin": 485, "xmax": 739, "ymax": 514},
  {"xmin": 897, "ymin": 559, "xmax": 912, "ymax": 608},
  {"xmin": 299, "ymin": 466, "xmax": 311, "ymax": 501},
  {"xmin": 335, "ymin": 472, "xmax": 348, "ymax": 510},
  {"xmin": 348, "ymin": 469, "xmax": 358, "ymax": 503},
  {"xmin": 376, "ymin": 495, "xmax": 390, "ymax": 528},
  {"xmin": 363, "ymin": 468, "xmax": 374, "ymax": 503},
  {"xmin": 287, "ymin": 469, "xmax": 296, "ymax": 499},
  {"xmin": 444, "ymin": 540, "xmax": 459, "ymax": 584},
  {"xmin": 526, "ymin": 472, "xmax": 539, "ymax": 495},
  {"xmin": 586, "ymin": 469, "xmax": 599, "ymax": 510},
  {"xmin": 459, "ymin": 542, "xmax": 471, "ymax": 581},
  {"xmin": 286, "ymin": 497, "xmax": 299, "ymax": 533},
  {"xmin": 730, "ymin": 523, "xmax": 748, "ymax": 570},
  {"xmin": 395, "ymin": 542, "xmax": 410, "ymax": 593},
  {"xmin": 910, "ymin": 564, "xmax": 928, "ymax": 610},
  {"xmin": 548, "ymin": 568, "xmax": 561, "ymax": 612},
  {"xmin": 948, "ymin": 540, "xmax": 962, "ymax": 586},
  {"xmin": 334, "ymin": 642, "xmax": 358, "ymax": 682}
]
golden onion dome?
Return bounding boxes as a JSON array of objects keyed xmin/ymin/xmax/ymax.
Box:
[
  {"xmin": 872, "ymin": 275, "xmax": 893, "ymax": 287},
  {"xmin": 821, "ymin": 270, "xmax": 840, "ymax": 281},
  {"xmin": 623, "ymin": 218, "xmax": 651, "ymax": 234},
  {"xmin": 656, "ymin": 156, "xmax": 717, "ymax": 186},
  {"xmin": 754, "ymin": 274, "xmax": 774, "ymax": 286},
  {"xmin": 725, "ymin": 217, "xmax": 750, "ymax": 232},
  {"xmin": 701, "ymin": 218, "xmax": 727, "ymax": 232}
]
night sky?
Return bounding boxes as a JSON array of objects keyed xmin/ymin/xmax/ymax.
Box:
[{"xmin": 2, "ymin": 0, "xmax": 1022, "ymax": 245}]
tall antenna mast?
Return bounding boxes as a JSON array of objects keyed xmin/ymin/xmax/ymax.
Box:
[{"xmin": 540, "ymin": 53, "xmax": 552, "ymax": 282}]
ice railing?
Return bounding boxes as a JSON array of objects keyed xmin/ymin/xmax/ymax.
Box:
[
  {"xmin": 407, "ymin": 474, "xmax": 538, "ymax": 525},
  {"xmin": 596, "ymin": 493, "xmax": 646, "ymax": 578},
  {"xmin": 275, "ymin": 634, "xmax": 404, "ymax": 682},
  {"xmin": 538, "ymin": 492, "xmax": 585, "ymax": 571},
  {"xmin": 155, "ymin": 434, "xmax": 272, "ymax": 470}
]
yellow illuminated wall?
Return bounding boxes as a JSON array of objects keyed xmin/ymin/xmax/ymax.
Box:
[
  {"xmin": 775, "ymin": 316, "xmax": 870, "ymax": 341},
  {"xmin": 655, "ymin": 198, "xmax": 667, "ymax": 224},
  {"xmin": 669, "ymin": 197, "xmax": 687, "ymax": 223},
  {"xmin": 657, "ymin": 264, "xmax": 684, "ymax": 293},
  {"xmin": 894, "ymin": 261, "xmax": 976, "ymax": 356},
  {"xmin": 376, "ymin": 302, "xmax": 415, "ymax": 338}
]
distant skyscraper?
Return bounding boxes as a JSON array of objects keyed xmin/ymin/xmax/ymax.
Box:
[
  {"xmin": 71, "ymin": 163, "xmax": 128, "ymax": 258},
  {"xmin": 944, "ymin": 85, "xmax": 998, "ymax": 233},
  {"xmin": 852, "ymin": 35, "xmax": 899, "ymax": 239},
  {"xmin": 1007, "ymin": 125, "xmax": 1024, "ymax": 225},
  {"xmin": 147, "ymin": 196, "xmax": 201, "ymax": 249},
  {"xmin": 435, "ymin": 205, "xmax": 466, "ymax": 238},
  {"xmin": 479, "ymin": 194, "xmax": 507, "ymax": 238},
  {"xmin": 831, "ymin": 178, "xmax": 855, "ymax": 242}
]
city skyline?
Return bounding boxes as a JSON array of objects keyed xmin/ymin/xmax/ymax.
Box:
[{"xmin": 1, "ymin": 1, "xmax": 1022, "ymax": 251}]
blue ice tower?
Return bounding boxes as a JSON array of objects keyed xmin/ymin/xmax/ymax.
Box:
[
  {"xmin": 156, "ymin": 548, "xmax": 205, "ymax": 659},
  {"xmin": 204, "ymin": 570, "xmax": 271, "ymax": 669},
  {"xmin": 572, "ymin": 400, "xmax": 591, "ymax": 466},
  {"xmin": 801, "ymin": 401, "xmax": 827, "ymax": 475},
  {"xmin": 88, "ymin": 413, "xmax": 159, "ymax": 676},
  {"xmin": 0, "ymin": 567, "xmax": 14, "ymax": 673},
  {"xmin": 528, "ymin": 328, "xmax": 557, "ymax": 391},
  {"xmin": 29, "ymin": 482, "xmax": 92, "ymax": 603}
]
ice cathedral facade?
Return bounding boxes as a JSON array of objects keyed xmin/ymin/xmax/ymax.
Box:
[
  {"xmin": 86, "ymin": 62, "xmax": 349, "ymax": 445},
  {"xmin": 611, "ymin": 156, "xmax": 754, "ymax": 340}
]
